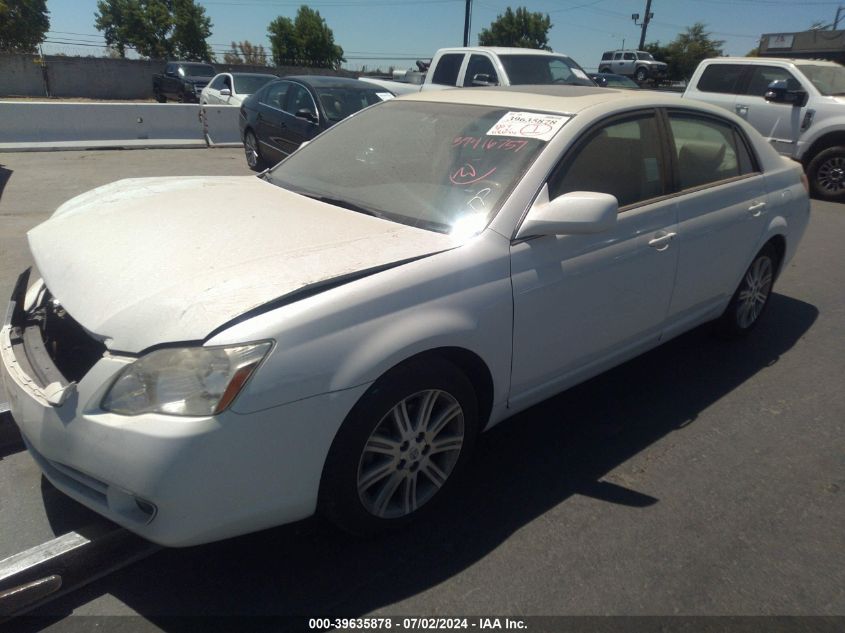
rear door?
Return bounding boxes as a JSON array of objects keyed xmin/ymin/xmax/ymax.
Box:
[{"xmin": 662, "ymin": 109, "xmax": 769, "ymax": 337}]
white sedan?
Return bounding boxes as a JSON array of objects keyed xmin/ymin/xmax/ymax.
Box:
[
  {"xmin": 200, "ymin": 71, "xmax": 278, "ymax": 106},
  {"xmin": 1, "ymin": 87, "xmax": 809, "ymax": 546}
]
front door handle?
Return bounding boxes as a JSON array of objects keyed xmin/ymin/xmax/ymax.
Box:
[
  {"xmin": 748, "ymin": 201, "xmax": 767, "ymax": 217},
  {"xmin": 648, "ymin": 231, "xmax": 677, "ymax": 251}
]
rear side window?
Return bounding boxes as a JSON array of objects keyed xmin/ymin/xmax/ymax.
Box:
[
  {"xmin": 432, "ymin": 54, "xmax": 464, "ymax": 86},
  {"xmin": 745, "ymin": 66, "xmax": 802, "ymax": 96},
  {"xmin": 601, "ymin": 52, "xmax": 612, "ymax": 61},
  {"xmin": 668, "ymin": 113, "xmax": 757, "ymax": 189},
  {"xmin": 697, "ymin": 64, "xmax": 746, "ymax": 94}
]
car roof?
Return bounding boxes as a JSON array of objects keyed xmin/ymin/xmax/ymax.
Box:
[
  {"xmin": 403, "ymin": 85, "xmax": 659, "ymax": 113},
  {"xmin": 282, "ymin": 75, "xmax": 378, "ymax": 88},
  {"xmin": 700, "ymin": 56, "xmax": 842, "ymax": 67},
  {"xmin": 228, "ymin": 72, "xmax": 278, "ymax": 79},
  {"xmin": 438, "ymin": 47, "xmax": 571, "ymax": 57}
]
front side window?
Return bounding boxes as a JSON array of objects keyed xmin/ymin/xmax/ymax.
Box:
[
  {"xmin": 267, "ymin": 102, "xmax": 563, "ymax": 235},
  {"xmin": 209, "ymin": 75, "xmax": 226, "ymax": 90},
  {"xmin": 232, "ymin": 75, "xmax": 274, "ymax": 94},
  {"xmin": 285, "ymin": 84, "xmax": 317, "ymax": 117},
  {"xmin": 432, "ymin": 54, "xmax": 464, "ymax": 86},
  {"xmin": 623, "ymin": 52, "xmax": 635, "ymax": 61},
  {"xmin": 698, "ymin": 64, "xmax": 747, "ymax": 94},
  {"xmin": 550, "ymin": 113, "xmax": 664, "ymax": 208},
  {"xmin": 746, "ymin": 66, "xmax": 801, "ymax": 96},
  {"xmin": 668, "ymin": 113, "xmax": 756, "ymax": 190}
]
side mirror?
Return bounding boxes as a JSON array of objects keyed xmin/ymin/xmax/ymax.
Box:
[
  {"xmin": 471, "ymin": 73, "xmax": 499, "ymax": 87},
  {"xmin": 220, "ymin": 88, "xmax": 232, "ymax": 97},
  {"xmin": 764, "ymin": 79, "xmax": 808, "ymax": 107},
  {"xmin": 295, "ymin": 108, "xmax": 318, "ymax": 124},
  {"xmin": 516, "ymin": 186, "xmax": 618, "ymax": 239}
]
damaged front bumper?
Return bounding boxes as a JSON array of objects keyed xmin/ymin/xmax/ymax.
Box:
[{"xmin": 1, "ymin": 270, "xmax": 368, "ymax": 546}]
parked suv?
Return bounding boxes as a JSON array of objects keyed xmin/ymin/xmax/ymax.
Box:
[
  {"xmin": 599, "ymin": 50, "xmax": 668, "ymax": 83},
  {"xmin": 684, "ymin": 57, "xmax": 845, "ymax": 201}
]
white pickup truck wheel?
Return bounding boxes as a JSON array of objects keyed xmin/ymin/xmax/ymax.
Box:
[{"xmin": 808, "ymin": 146, "xmax": 845, "ymax": 202}]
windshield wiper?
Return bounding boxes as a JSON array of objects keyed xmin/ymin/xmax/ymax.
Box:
[{"xmin": 304, "ymin": 194, "xmax": 381, "ymax": 218}]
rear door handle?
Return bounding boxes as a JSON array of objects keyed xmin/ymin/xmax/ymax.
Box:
[
  {"xmin": 648, "ymin": 231, "xmax": 677, "ymax": 251},
  {"xmin": 748, "ymin": 201, "xmax": 767, "ymax": 217},
  {"xmin": 735, "ymin": 104, "xmax": 749, "ymax": 117}
]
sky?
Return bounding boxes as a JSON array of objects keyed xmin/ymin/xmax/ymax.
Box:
[{"xmin": 40, "ymin": 0, "xmax": 845, "ymax": 72}]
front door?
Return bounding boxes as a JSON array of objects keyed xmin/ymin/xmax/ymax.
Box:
[{"xmin": 509, "ymin": 111, "xmax": 679, "ymax": 408}]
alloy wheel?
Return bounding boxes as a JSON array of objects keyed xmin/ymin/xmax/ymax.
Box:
[
  {"xmin": 816, "ymin": 156, "xmax": 845, "ymax": 195},
  {"xmin": 736, "ymin": 255, "xmax": 773, "ymax": 329},
  {"xmin": 357, "ymin": 389, "xmax": 465, "ymax": 519},
  {"xmin": 244, "ymin": 132, "xmax": 259, "ymax": 169}
]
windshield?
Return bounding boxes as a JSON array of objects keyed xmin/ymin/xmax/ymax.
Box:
[
  {"xmin": 315, "ymin": 86, "xmax": 389, "ymax": 122},
  {"xmin": 636, "ymin": 52, "xmax": 655, "ymax": 61},
  {"xmin": 233, "ymin": 74, "xmax": 276, "ymax": 95},
  {"xmin": 179, "ymin": 64, "xmax": 215, "ymax": 77},
  {"xmin": 266, "ymin": 101, "xmax": 566, "ymax": 235},
  {"xmin": 499, "ymin": 54, "xmax": 594, "ymax": 86},
  {"xmin": 796, "ymin": 63, "xmax": 845, "ymax": 96}
]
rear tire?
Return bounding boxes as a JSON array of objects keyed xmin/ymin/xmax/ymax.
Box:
[
  {"xmin": 807, "ymin": 146, "xmax": 845, "ymax": 202},
  {"xmin": 599, "ymin": 66, "xmax": 612, "ymax": 74},
  {"xmin": 319, "ymin": 357, "xmax": 478, "ymax": 536},
  {"xmin": 715, "ymin": 244, "xmax": 778, "ymax": 337}
]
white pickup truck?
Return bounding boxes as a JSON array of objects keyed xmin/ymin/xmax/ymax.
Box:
[
  {"xmin": 684, "ymin": 57, "xmax": 845, "ymax": 201},
  {"xmin": 362, "ymin": 46, "xmax": 594, "ymax": 95}
]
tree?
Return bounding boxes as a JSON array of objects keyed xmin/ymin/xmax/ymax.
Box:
[
  {"xmin": 477, "ymin": 6, "xmax": 552, "ymax": 50},
  {"xmin": 0, "ymin": 0, "xmax": 50, "ymax": 53},
  {"xmin": 224, "ymin": 40, "xmax": 268, "ymax": 65},
  {"xmin": 94, "ymin": 0, "xmax": 213, "ymax": 61},
  {"xmin": 267, "ymin": 5, "xmax": 344, "ymax": 68},
  {"xmin": 644, "ymin": 23, "xmax": 723, "ymax": 81},
  {"xmin": 171, "ymin": 0, "xmax": 212, "ymax": 61}
]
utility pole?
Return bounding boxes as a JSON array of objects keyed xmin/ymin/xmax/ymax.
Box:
[
  {"xmin": 463, "ymin": 0, "xmax": 472, "ymax": 47},
  {"xmin": 637, "ymin": 0, "xmax": 653, "ymax": 50}
]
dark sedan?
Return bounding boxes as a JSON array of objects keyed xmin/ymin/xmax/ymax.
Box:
[
  {"xmin": 239, "ymin": 75, "xmax": 394, "ymax": 170},
  {"xmin": 588, "ymin": 72, "xmax": 640, "ymax": 89}
]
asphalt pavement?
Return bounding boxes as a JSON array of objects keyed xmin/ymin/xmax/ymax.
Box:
[{"xmin": 0, "ymin": 149, "xmax": 842, "ymax": 629}]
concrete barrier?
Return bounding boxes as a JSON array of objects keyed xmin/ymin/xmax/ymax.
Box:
[
  {"xmin": 200, "ymin": 104, "xmax": 243, "ymax": 147},
  {"xmin": 0, "ymin": 101, "xmax": 243, "ymax": 151},
  {"xmin": 0, "ymin": 101, "xmax": 210, "ymax": 151}
]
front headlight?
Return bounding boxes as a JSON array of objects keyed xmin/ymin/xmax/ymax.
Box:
[{"xmin": 102, "ymin": 342, "xmax": 271, "ymax": 417}]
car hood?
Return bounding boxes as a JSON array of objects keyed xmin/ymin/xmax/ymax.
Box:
[
  {"xmin": 28, "ymin": 176, "xmax": 455, "ymax": 352},
  {"xmin": 185, "ymin": 75, "xmax": 212, "ymax": 84}
]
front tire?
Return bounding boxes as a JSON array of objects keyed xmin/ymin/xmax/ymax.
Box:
[
  {"xmin": 807, "ymin": 146, "xmax": 845, "ymax": 202},
  {"xmin": 715, "ymin": 244, "xmax": 777, "ymax": 337},
  {"xmin": 319, "ymin": 357, "xmax": 478, "ymax": 536},
  {"xmin": 154, "ymin": 90, "xmax": 166, "ymax": 103},
  {"xmin": 635, "ymin": 67, "xmax": 648, "ymax": 83},
  {"xmin": 243, "ymin": 129, "xmax": 266, "ymax": 171}
]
